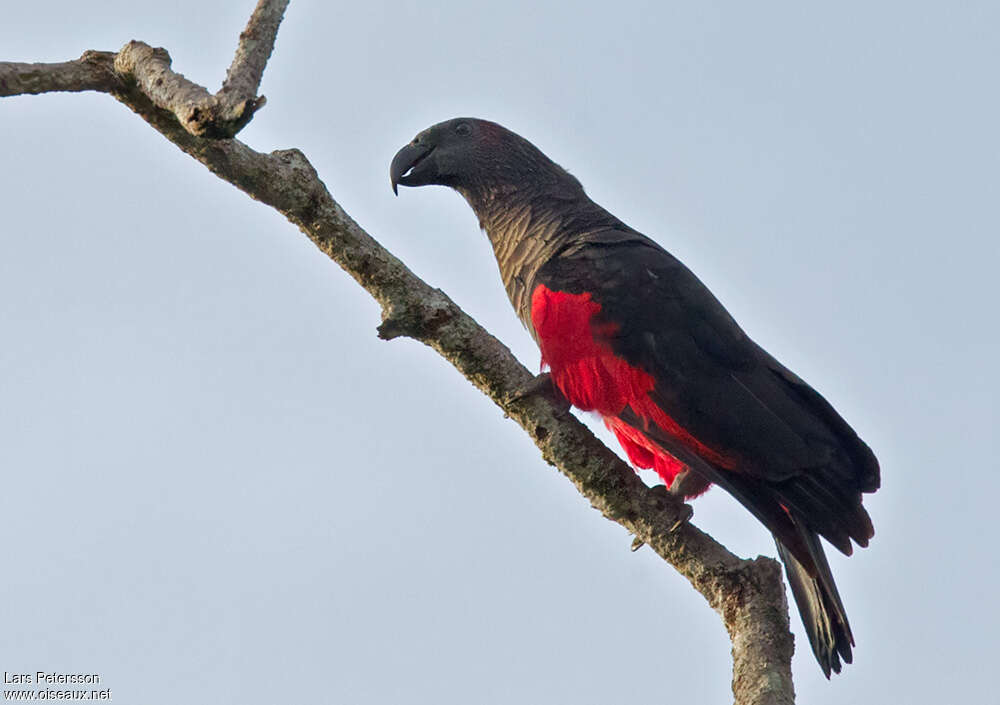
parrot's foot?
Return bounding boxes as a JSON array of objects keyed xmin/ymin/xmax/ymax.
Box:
[
  {"xmin": 669, "ymin": 503, "xmax": 694, "ymax": 532},
  {"xmin": 505, "ymin": 372, "xmax": 571, "ymax": 413},
  {"xmin": 629, "ymin": 503, "xmax": 691, "ymax": 552},
  {"xmin": 648, "ymin": 484, "xmax": 694, "ymax": 532}
]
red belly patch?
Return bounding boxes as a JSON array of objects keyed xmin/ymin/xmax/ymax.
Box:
[
  {"xmin": 530, "ymin": 284, "xmax": 736, "ymax": 485},
  {"xmin": 604, "ymin": 416, "xmax": 687, "ymax": 483}
]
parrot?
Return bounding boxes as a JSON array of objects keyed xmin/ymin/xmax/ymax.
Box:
[{"xmin": 390, "ymin": 117, "xmax": 879, "ymax": 677}]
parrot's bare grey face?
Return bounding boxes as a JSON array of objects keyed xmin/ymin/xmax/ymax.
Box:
[
  {"xmin": 390, "ymin": 117, "xmax": 571, "ymax": 200},
  {"xmin": 390, "ymin": 117, "xmax": 485, "ymax": 194}
]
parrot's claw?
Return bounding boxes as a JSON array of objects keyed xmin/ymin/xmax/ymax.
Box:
[
  {"xmin": 505, "ymin": 372, "xmax": 571, "ymax": 413},
  {"xmin": 630, "ymin": 536, "xmax": 645, "ymax": 552},
  {"xmin": 670, "ymin": 503, "xmax": 694, "ymax": 532},
  {"xmin": 648, "ymin": 484, "xmax": 694, "ymax": 532}
]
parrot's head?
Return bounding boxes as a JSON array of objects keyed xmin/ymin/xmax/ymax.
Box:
[{"xmin": 390, "ymin": 117, "xmax": 581, "ymax": 201}]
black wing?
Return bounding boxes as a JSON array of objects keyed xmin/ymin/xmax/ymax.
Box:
[
  {"xmin": 537, "ymin": 228, "xmax": 879, "ymax": 553},
  {"xmin": 536, "ymin": 229, "xmax": 879, "ymax": 676}
]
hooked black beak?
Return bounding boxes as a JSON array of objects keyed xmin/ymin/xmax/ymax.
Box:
[{"xmin": 390, "ymin": 141, "xmax": 435, "ymax": 195}]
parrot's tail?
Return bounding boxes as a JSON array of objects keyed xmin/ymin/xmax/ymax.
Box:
[{"xmin": 776, "ymin": 529, "xmax": 854, "ymax": 678}]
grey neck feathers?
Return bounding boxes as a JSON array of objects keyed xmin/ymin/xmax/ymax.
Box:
[{"xmin": 459, "ymin": 184, "xmax": 624, "ymax": 327}]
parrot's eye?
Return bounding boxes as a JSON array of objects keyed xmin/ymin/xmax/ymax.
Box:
[{"xmin": 454, "ymin": 122, "xmax": 472, "ymax": 136}]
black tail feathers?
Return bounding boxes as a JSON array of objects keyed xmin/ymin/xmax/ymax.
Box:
[{"xmin": 775, "ymin": 530, "xmax": 855, "ymax": 678}]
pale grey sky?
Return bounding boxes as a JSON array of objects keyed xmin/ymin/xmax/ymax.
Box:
[{"xmin": 2, "ymin": 1, "xmax": 998, "ymax": 703}]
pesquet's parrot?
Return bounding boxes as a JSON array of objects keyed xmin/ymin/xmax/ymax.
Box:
[{"xmin": 389, "ymin": 117, "xmax": 879, "ymax": 677}]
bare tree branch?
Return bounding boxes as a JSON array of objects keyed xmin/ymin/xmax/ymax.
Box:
[
  {"xmin": 219, "ymin": 0, "xmax": 290, "ymax": 108},
  {"xmin": 113, "ymin": 41, "xmax": 225, "ymax": 134},
  {"xmin": 0, "ymin": 52, "xmax": 121, "ymax": 96},
  {"xmin": 34, "ymin": 0, "xmax": 288, "ymax": 138},
  {"xmin": 0, "ymin": 5, "xmax": 797, "ymax": 702}
]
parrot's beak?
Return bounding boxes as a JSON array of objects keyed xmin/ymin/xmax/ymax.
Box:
[{"xmin": 390, "ymin": 141, "xmax": 435, "ymax": 195}]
